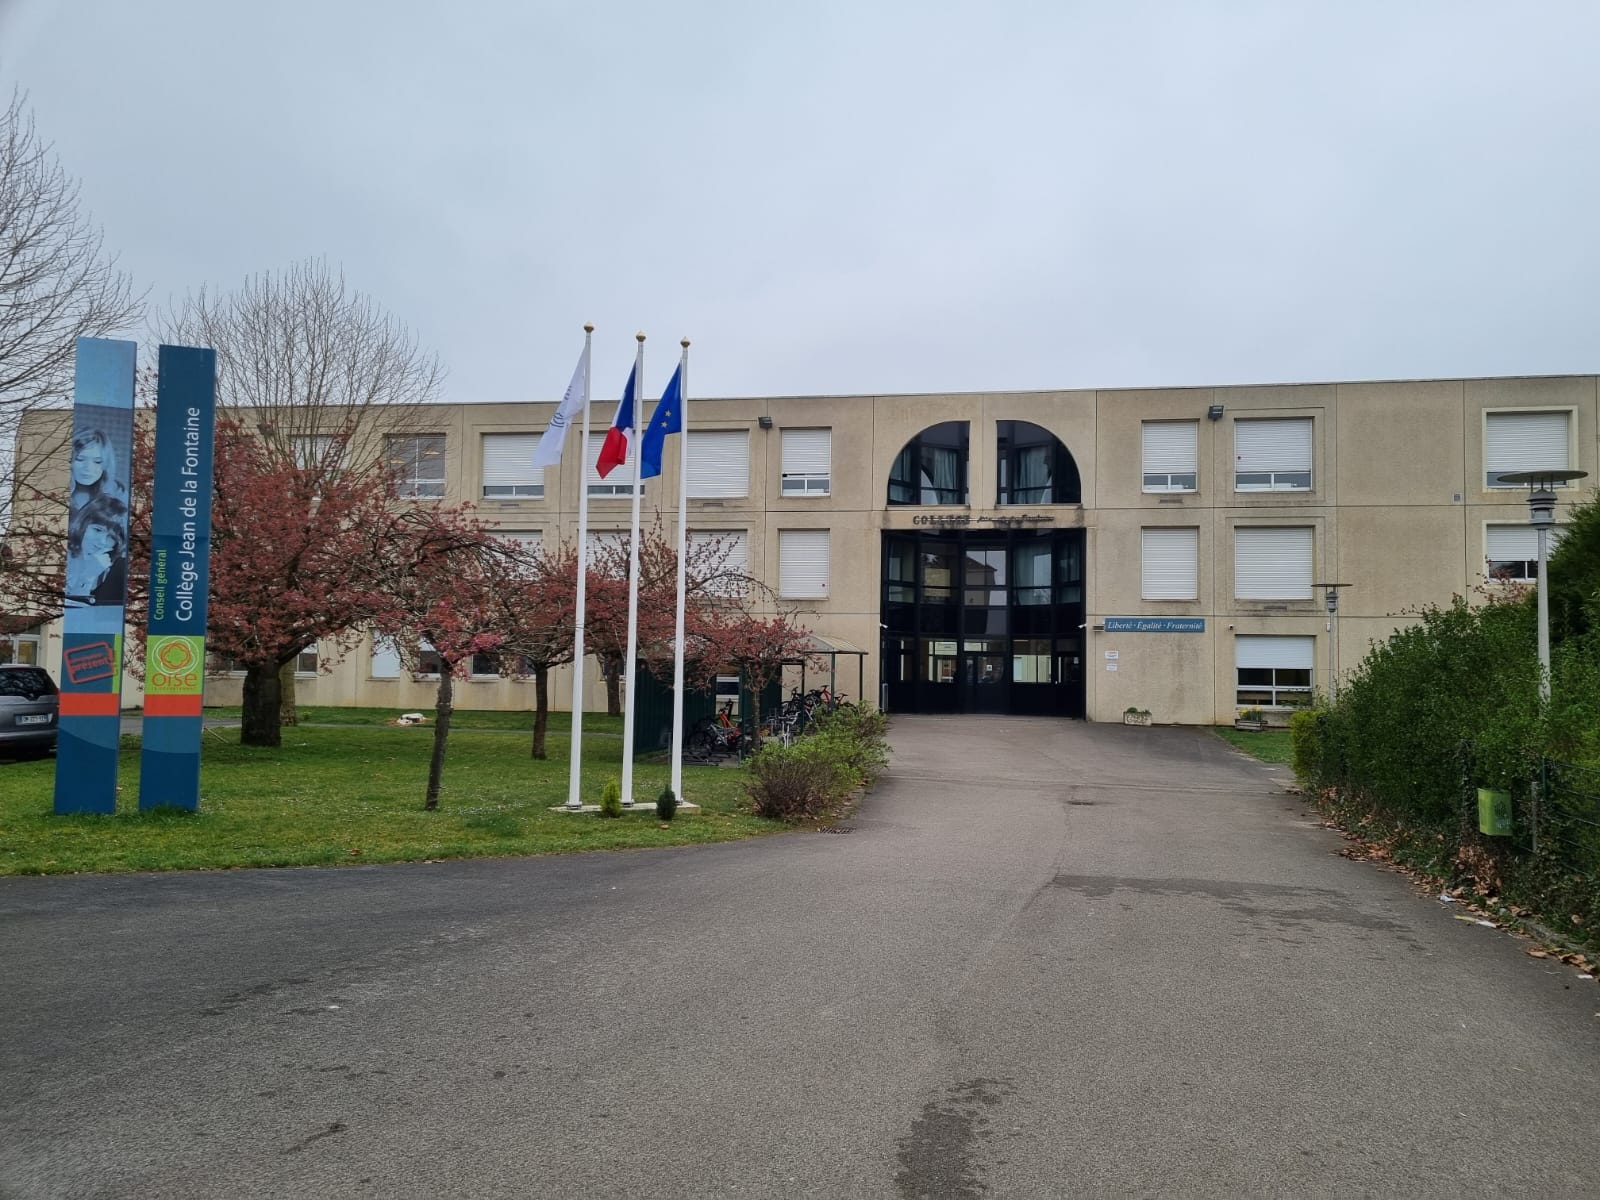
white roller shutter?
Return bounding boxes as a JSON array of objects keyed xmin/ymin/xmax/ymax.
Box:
[
  {"xmin": 689, "ymin": 529, "xmax": 749, "ymax": 575},
  {"xmin": 481, "ymin": 434, "xmax": 544, "ymax": 497},
  {"xmin": 1235, "ymin": 635, "xmax": 1315, "ymax": 670},
  {"xmin": 689, "ymin": 530, "xmax": 749, "ymax": 594},
  {"xmin": 1234, "ymin": 526, "xmax": 1313, "ymax": 599},
  {"xmin": 1485, "ymin": 525, "xmax": 1537, "ymax": 562},
  {"xmin": 1141, "ymin": 527, "xmax": 1199, "ymax": 600},
  {"xmin": 1235, "ymin": 418, "xmax": 1312, "ymax": 472},
  {"xmin": 782, "ymin": 429, "xmax": 832, "ymax": 494},
  {"xmin": 1142, "ymin": 422, "xmax": 1197, "ymax": 478},
  {"xmin": 585, "ymin": 530, "xmax": 629, "ymax": 574},
  {"xmin": 687, "ymin": 431, "xmax": 749, "ymax": 498},
  {"xmin": 779, "ymin": 529, "xmax": 830, "ymax": 598},
  {"xmin": 585, "ymin": 432, "xmax": 638, "ymax": 493},
  {"xmin": 1485, "ymin": 411, "xmax": 1570, "ymax": 486}
]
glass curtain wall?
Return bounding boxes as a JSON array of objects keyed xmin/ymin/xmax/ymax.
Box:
[{"xmin": 881, "ymin": 529, "xmax": 1085, "ymax": 716}]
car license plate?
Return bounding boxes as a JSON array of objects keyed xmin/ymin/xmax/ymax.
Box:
[{"xmin": 16, "ymin": 713, "xmax": 51, "ymax": 726}]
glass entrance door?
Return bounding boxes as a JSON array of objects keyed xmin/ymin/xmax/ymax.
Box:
[{"xmin": 962, "ymin": 639, "xmax": 1008, "ymax": 713}]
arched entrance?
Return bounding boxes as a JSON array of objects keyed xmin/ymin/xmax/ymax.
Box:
[{"xmin": 879, "ymin": 528, "xmax": 1086, "ymax": 717}]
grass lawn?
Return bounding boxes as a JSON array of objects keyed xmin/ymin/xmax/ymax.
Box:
[
  {"xmin": 199, "ymin": 705, "xmax": 622, "ymax": 735},
  {"xmin": 1211, "ymin": 725, "xmax": 1295, "ymax": 765},
  {"xmin": 0, "ymin": 723, "xmax": 775, "ymax": 876}
]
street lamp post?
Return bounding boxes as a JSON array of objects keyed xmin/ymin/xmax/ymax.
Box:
[
  {"xmin": 1495, "ymin": 469, "xmax": 1588, "ymax": 703},
  {"xmin": 1313, "ymin": 582, "xmax": 1350, "ymax": 703}
]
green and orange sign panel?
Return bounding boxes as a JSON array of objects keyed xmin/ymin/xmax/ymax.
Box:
[
  {"xmin": 53, "ymin": 339, "xmax": 137, "ymax": 815},
  {"xmin": 137, "ymin": 346, "xmax": 217, "ymax": 811}
]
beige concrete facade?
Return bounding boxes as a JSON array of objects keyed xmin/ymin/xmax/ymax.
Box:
[{"xmin": 30, "ymin": 373, "xmax": 1600, "ymax": 724}]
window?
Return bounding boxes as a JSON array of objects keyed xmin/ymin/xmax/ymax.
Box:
[
  {"xmin": 482, "ymin": 434, "xmax": 545, "ymax": 499},
  {"xmin": 716, "ymin": 674, "xmax": 740, "ymax": 713},
  {"xmin": 1236, "ymin": 635, "xmax": 1315, "ymax": 708},
  {"xmin": 778, "ymin": 529, "xmax": 830, "ymax": 598},
  {"xmin": 497, "ymin": 530, "xmax": 543, "ymax": 556},
  {"xmin": 1234, "ymin": 526, "xmax": 1313, "ymax": 599},
  {"xmin": 370, "ymin": 636, "xmax": 401, "ymax": 680},
  {"xmin": 1485, "ymin": 411, "xmax": 1572, "ymax": 488},
  {"xmin": 471, "ymin": 650, "xmax": 503, "ymax": 677},
  {"xmin": 1234, "ymin": 418, "xmax": 1312, "ymax": 491},
  {"xmin": 688, "ymin": 530, "xmax": 749, "ymax": 595},
  {"xmin": 1141, "ymin": 527, "xmax": 1199, "ymax": 600},
  {"xmin": 996, "ymin": 421, "xmax": 1080, "ymax": 505},
  {"xmin": 781, "ymin": 429, "xmax": 831, "ymax": 496},
  {"xmin": 385, "ymin": 434, "xmax": 446, "ymax": 498},
  {"xmin": 585, "ymin": 530, "xmax": 629, "ymax": 576},
  {"xmin": 686, "ymin": 431, "xmax": 749, "ymax": 498},
  {"xmin": 417, "ymin": 641, "xmax": 442, "ymax": 677},
  {"xmin": 0, "ymin": 628, "xmax": 42, "ymax": 666},
  {"xmin": 585, "ymin": 432, "xmax": 639, "ymax": 497},
  {"xmin": 296, "ymin": 646, "xmax": 319, "ymax": 674},
  {"xmin": 1486, "ymin": 524, "xmax": 1566, "ymax": 581},
  {"xmin": 1142, "ymin": 421, "xmax": 1198, "ymax": 492},
  {"xmin": 888, "ymin": 422, "xmax": 968, "ymax": 505},
  {"xmin": 291, "ymin": 435, "xmax": 335, "ymax": 470}
]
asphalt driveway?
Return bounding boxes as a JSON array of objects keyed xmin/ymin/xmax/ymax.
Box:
[{"xmin": 2, "ymin": 716, "xmax": 1597, "ymax": 1198}]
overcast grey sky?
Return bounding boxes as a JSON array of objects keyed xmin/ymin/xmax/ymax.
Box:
[{"xmin": 3, "ymin": 0, "xmax": 1597, "ymax": 403}]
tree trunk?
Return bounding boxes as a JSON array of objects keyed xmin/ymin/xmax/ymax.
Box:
[
  {"xmin": 240, "ymin": 663, "xmax": 283, "ymax": 747},
  {"xmin": 531, "ymin": 665, "xmax": 549, "ymax": 760},
  {"xmin": 279, "ymin": 658, "xmax": 299, "ymax": 726},
  {"xmin": 604, "ymin": 656, "xmax": 622, "ymax": 717},
  {"xmin": 425, "ymin": 667, "xmax": 453, "ymax": 811}
]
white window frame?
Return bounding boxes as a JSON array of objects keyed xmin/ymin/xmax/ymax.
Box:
[
  {"xmin": 778, "ymin": 529, "xmax": 830, "ymax": 599},
  {"xmin": 1483, "ymin": 409, "xmax": 1575, "ymax": 489},
  {"xmin": 1141, "ymin": 421, "xmax": 1198, "ymax": 493},
  {"xmin": 585, "ymin": 530, "xmax": 629, "ymax": 576},
  {"xmin": 1234, "ymin": 418, "xmax": 1313, "ymax": 492},
  {"xmin": 386, "ymin": 434, "xmax": 447, "ymax": 499},
  {"xmin": 481, "ymin": 433, "xmax": 546, "ymax": 499},
  {"xmin": 686, "ymin": 430, "xmax": 750, "ymax": 499},
  {"xmin": 1140, "ymin": 527, "xmax": 1199, "ymax": 600},
  {"xmin": 1485, "ymin": 522, "xmax": 1566, "ymax": 582},
  {"xmin": 1234, "ymin": 526, "xmax": 1314, "ymax": 600},
  {"xmin": 585, "ymin": 432, "xmax": 640, "ymax": 498},
  {"xmin": 781, "ymin": 428, "xmax": 832, "ymax": 496},
  {"xmin": 291, "ymin": 434, "xmax": 335, "ymax": 470},
  {"xmin": 295, "ymin": 645, "xmax": 320, "ymax": 675},
  {"xmin": 1235, "ymin": 635, "xmax": 1315, "ymax": 709},
  {"xmin": 0, "ymin": 628, "xmax": 42, "ymax": 667}
]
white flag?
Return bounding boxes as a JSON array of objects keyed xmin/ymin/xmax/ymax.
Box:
[{"xmin": 532, "ymin": 346, "xmax": 590, "ymax": 468}]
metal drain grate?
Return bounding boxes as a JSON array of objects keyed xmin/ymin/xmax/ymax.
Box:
[
  {"xmin": 819, "ymin": 824, "xmax": 855, "ymax": 834},
  {"xmin": 1066, "ymin": 800, "xmax": 1096, "ymax": 807}
]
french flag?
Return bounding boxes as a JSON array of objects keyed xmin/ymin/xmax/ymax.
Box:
[{"xmin": 595, "ymin": 363, "xmax": 637, "ymax": 478}]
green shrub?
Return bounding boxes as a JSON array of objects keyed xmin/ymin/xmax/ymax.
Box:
[
  {"xmin": 598, "ymin": 776, "xmax": 623, "ymax": 819},
  {"xmin": 1289, "ymin": 708, "xmax": 1324, "ymax": 787},
  {"xmin": 804, "ymin": 705, "xmax": 890, "ymax": 788},
  {"xmin": 656, "ymin": 788, "xmax": 679, "ymax": 821},
  {"xmin": 746, "ymin": 739, "xmax": 851, "ymax": 821}
]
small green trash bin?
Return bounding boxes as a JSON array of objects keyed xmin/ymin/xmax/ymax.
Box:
[{"xmin": 1477, "ymin": 787, "xmax": 1512, "ymax": 837}]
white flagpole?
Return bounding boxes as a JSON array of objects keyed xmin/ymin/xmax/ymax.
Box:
[
  {"xmin": 669, "ymin": 338, "xmax": 691, "ymax": 803},
  {"xmin": 565, "ymin": 325, "xmax": 595, "ymax": 810},
  {"xmin": 619, "ymin": 332, "xmax": 646, "ymax": 806}
]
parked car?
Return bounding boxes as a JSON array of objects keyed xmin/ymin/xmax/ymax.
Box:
[{"xmin": 0, "ymin": 664, "xmax": 58, "ymax": 758}]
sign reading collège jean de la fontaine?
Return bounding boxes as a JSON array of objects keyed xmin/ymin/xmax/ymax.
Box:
[{"xmin": 1103, "ymin": 617, "xmax": 1206, "ymax": 633}]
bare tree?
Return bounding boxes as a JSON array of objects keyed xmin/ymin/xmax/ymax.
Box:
[
  {"xmin": 0, "ymin": 90, "xmax": 143, "ymax": 533},
  {"xmin": 155, "ymin": 258, "xmax": 443, "ymax": 476},
  {"xmin": 155, "ymin": 258, "xmax": 446, "ymax": 728}
]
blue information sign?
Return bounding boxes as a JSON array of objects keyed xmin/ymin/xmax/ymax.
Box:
[
  {"xmin": 54, "ymin": 338, "xmax": 137, "ymax": 815},
  {"xmin": 138, "ymin": 346, "xmax": 217, "ymax": 812},
  {"xmin": 1103, "ymin": 617, "xmax": 1207, "ymax": 633}
]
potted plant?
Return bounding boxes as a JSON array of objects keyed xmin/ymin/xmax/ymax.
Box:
[{"xmin": 1123, "ymin": 706, "xmax": 1153, "ymax": 726}]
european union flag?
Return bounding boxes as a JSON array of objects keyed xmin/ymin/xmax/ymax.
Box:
[{"xmin": 639, "ymin": 364, "xmax": 682, "ymax": 479}]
